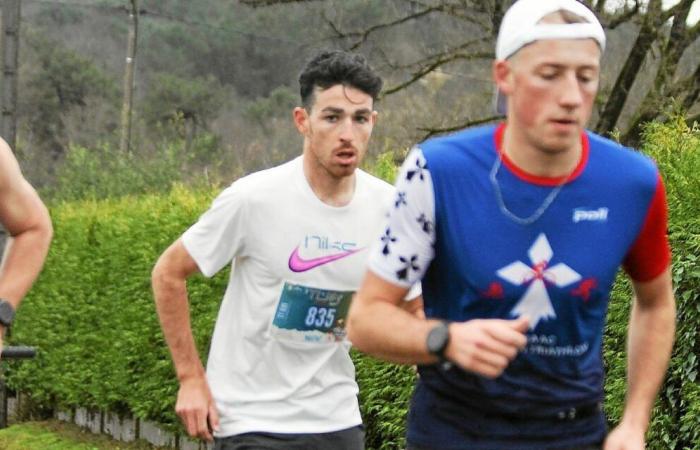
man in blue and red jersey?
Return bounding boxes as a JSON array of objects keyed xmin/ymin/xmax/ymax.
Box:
[{"xmin": 348, "ymin": 1, "xmax": 675, "ymax": 449}]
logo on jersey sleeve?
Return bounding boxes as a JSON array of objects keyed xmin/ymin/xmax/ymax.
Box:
[
  {"xmin": 496, "ymin": 233, "xmax": 581, "ymax": 329},
  {"xmin": 288, "ymin": 235, "xmax": 363, "ymax": 272}
]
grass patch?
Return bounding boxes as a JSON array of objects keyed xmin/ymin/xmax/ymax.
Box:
[{"xmin": 0, "ymin": 421, "xmax": 170, "ymax": 449}]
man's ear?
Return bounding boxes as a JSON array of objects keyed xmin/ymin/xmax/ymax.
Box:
[
  {"xmin": 293, "ymin": 107, "xmax": 309, "ymax": 134},
  {"xmin": 493, "ymin": 59, "xmax": 514, "ymax": 96},
  {"xmin": 371, "ymin": 110, "xmax": 378, "ymax": 126}
]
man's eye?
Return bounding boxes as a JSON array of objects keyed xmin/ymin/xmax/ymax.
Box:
[
  {"xmin": 355, "ymin": 116, "xmax": 369, "ymax": 124},
  {"xmin": 578, "ymin": 73, "xmax": 596, "ymax": 83},
  {"xmin": 325, "ymin": 115, "xmax": 339, "ymax": 122}
]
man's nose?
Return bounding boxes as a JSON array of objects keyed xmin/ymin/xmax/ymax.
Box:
[
  {"xmin": 338, "ymin": 117, "xmax": 355, "ymax": 142},
  {"xmin": 559, "ymin": 72, "xmax": 583, "ymax": 108}
]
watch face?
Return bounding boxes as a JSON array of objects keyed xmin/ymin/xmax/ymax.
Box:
[
  {"xmin": 0, "ymin": 300, "xmax": 15, "ymax": 326},
  {"xmin": 427, "ymin": 322, "xmax": 449, "ymax": 355}
]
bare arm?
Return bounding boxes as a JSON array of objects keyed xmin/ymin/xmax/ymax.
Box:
[
  {"xmin": 152, "ymin": 238, "xmax": 219, "ymax": 441},
  {"xmin": 348, "ymin": 271, "xmax": 528, "ymax": 377},
  {"xmin": 604, "ymin": 268, "xmax": 675, "ymax": 450},
  {"xmin": 0, "ymin": 138, "xmax": 52, "ymax": 319},
  {"xmin": 401, "ymin": 294, "xmax": 425, "ymax": 319}
]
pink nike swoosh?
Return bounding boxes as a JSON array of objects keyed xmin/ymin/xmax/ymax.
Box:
[{"xmin": 288, "ymin": 246, "xmax": 364, "ymax": 272}]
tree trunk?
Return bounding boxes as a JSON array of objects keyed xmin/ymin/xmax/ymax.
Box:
[
  {"xmin": 1, "ymin": 0, "xmax": 21, "ymax": 149},
  {"xmin": 621, "ymin": 0, "xmax": 695, "ymax": 145},
  {"xmin": 594, "ymin": 0, "xmax": 663, "ymax": 136},
  {"xmin": 119, "ymin": 0, "xmax": 139, "ymax": 154}
]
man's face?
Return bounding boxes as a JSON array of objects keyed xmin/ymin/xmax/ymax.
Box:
[
  {"xmin": 497, "ymin": 38, "xmax": 600, "ymax": 154},
  {"xmin": 294, "ymin": 84, "xmax": 377, "ymax": 179}
]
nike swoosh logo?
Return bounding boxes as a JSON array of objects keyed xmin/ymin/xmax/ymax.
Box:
[{"xmin": 288, "ymin": 246, "xmax": 364, "ymax": 272}]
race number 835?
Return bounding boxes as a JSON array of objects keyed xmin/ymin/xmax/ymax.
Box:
[{"xmin": 304, "ymin": 306, "xmax": 336, "ymax": 329}]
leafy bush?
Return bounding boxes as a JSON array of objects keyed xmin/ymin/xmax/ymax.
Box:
[
  {"xmin": 603, "ymin": 117, "xmax": 700, "ymax": 449},
  {"xmin": 6, "ymin": 186, "xmax": 226, "ymax": 430},
  {"xmin": 48, "ymin": 134, "xmax": 221, "ymax": 202}
]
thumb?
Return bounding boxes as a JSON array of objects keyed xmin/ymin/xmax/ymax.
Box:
[
  {"xmin": 208, "ymin": 401, "xmax": 220, "ymax": 432},
  {"xmin": 509, "ymin": 315, "xmax": 530, "ymax": 333}
]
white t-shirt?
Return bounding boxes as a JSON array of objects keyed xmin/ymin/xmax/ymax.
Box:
[{"xmin": 182, "ymin": 156, "xmax": 405, "ymax": 437}]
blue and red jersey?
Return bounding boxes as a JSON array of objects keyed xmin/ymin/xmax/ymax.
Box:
[{"xmin": 368, "ymin": 123, "xmax": 671, "ymax": 449}]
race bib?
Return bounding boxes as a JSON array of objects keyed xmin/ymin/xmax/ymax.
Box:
[{"xmin": 271, "ymin": 282, "xmax": 353, "ymax": 343}]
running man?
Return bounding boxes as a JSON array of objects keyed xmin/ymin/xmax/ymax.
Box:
[
  {"xmin": 0, "ymin": 138, "xmax": 53, "ymax": 354},
  {"xmin": 152, "ymin": 50, "xmax": 420, "ymax": 449},
  {"xmin": 348, "ymin": 1, "xmax": 675, "ymax": 449}
]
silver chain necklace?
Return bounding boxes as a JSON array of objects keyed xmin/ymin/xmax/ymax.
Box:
[{"xmin": 489, "ymin": 152, "xmax": 574, "ymax": 226}]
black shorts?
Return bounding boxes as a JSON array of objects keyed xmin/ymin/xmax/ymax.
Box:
[
  {"xmin": 214, "ymin": 425, "xmax": 364, "ymax": 450},
  {"xmin": 407, "ymin": 445, "xmax": 601, "ymax": 450}
]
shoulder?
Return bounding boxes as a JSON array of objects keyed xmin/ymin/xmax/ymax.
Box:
[
  {"xmin": 586, "ymin": 130, "xmax": 659, "ymax": 189},
  {"xmin": 211, "ymin": 158, "xmax": 299, "ymax": 209},
  {"xmin": 355, "ymin": 168, "xmax": 395, "ymax": 203},
  {"xmin": 420, "ymin": 124, "xmax": 497, "ymax": 155},
  {"xmin": 356, "ymin": 168, "xmax": 394, "ymax": 192},
  {"xmin": 418, "ymin": 124, "xmax": 498, "ymax": 171},
  {"xmin": 0, "ymin": 137, "xmax": 23, "ymax": 191}
]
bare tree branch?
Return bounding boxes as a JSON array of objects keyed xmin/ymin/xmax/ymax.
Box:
[
  {"xmin": 620, "ymin": 0, "xmax": 695, "ymax": 144},
  {"xmin": 605, "ymin": 1, "xmax": 641, "ymax": 29},
  {"xmin": 383, "ymin": 50, "xmax": 491, "ymax": 96},
  {"xmin": 419, "ymin": 115, "xmax": 502, "ymax": 140},
  {"xmin": 240, "ymin": 0, "xmax": 323, "ymax": 6},
  {"xmin": 595, "ymin": 0, "xmax": 664, "ymax": 134},
  {"xmin": 340, "ymin": 6, "xmax": 445, "ymax": 50}
]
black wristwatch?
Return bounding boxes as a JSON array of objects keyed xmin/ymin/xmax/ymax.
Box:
[
  {"xmin": 0, "ymin": 299, "xmax": 15, "ymax": 328},
  {"xmin": 426, "ymin": 321, "xmax": 451, "ymax": 363}
]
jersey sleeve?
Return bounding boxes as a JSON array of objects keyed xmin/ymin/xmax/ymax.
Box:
[
  {"xmin": 368, "ymin": 147, "xmax": 436, "ymax": 288},
  {"xmin": 622, "ymin": 173, "xmax": 672, "ymax": 282},
  {"xmin": 182, "ymin": 182, "xmax": 249, "ymax": 278}
]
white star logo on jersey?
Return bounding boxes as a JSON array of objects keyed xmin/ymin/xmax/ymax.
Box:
[{"xmin": 497, "ymin": 233, "xmax": 581, "ymax": 329}]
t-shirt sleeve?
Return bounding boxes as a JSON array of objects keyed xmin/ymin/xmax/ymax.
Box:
[
  {"xmin": 368, "ymin": 147, "xmax": 436, "ymax": 288},
  {"xmin": 182, "ymin": 182, "xmax": 249, "ymax": 278},
  {"xmin": 623, "ymin": 173, "xmax": 672, "ymax": 282}
]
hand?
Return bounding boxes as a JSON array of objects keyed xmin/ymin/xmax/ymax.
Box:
[
  {"xmin": 444, "ymin": 316, "xmax": 529, "ymax": 378},
  {"xmin": 176, "ymin": 375, "xmax": 220, "ymax": 442},
  {"xmin": 604, "ymin": 422, "xmax": 646, "ymax": 450}
]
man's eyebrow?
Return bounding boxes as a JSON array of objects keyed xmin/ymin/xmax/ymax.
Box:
[
  {"xmin": 536, "ymin": 62, "xmax": 599, "ymax": 71},
  {"xmin": 320, "ymin": 107, "xmax": 373, "ymax": 115},
  {"xmin": 321, "ymin": 107, "xmax": 344, "ymax": 114}
]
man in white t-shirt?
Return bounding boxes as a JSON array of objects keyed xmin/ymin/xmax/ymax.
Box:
[{"xmin": 152, "ymin": 50, "xmax": 420, "ymax": 450}]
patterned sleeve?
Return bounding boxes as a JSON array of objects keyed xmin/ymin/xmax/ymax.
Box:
[
  {"xmin": 623, "ymin": 173, "xmax": 672, "ymax": 281},
  {"xmin": 368, "ymin": 147, "xmax": 436, "ymax": 288},
  {"xmin": 181, "ymin": 182, "xmax": 249, "ymax": 278}
]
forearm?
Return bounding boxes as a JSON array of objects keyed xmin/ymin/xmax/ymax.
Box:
[
  {"xmin": 622, "ymin": 293, "xmax": 675, "ymax": 430},
  {"xmin": 349, "ymin": 272, "xmax": 438, "ymax": 365},
  {"xmin": 0, "ymin": 218, "xmax": 52, "ymax": 306},
  {"xmin": 153, "ymin": 270, "xmax": 205, "ymax": 381},
  {"xmin": 349, "ymin": 299, "xmax": 438, "ymax": 364}
]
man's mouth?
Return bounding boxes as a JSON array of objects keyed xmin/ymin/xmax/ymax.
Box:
[
  {"xmin": 551, "ymin": 118, "xmax": 577, "ymax": 126},
  {"xmin": 335, "ymin": 149, "xmax": 357, "ymax": 163}
]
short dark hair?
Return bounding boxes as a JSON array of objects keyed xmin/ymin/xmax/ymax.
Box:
[{"xmin": 298, "ymin": 50, "xmax": 383, "ymax": 110}]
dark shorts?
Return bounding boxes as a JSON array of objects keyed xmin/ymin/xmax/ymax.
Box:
[
  {"xmin": 214, "ymin": 425, "xmax": 364, "ymax": 450},
  {"xmin": 407, "ymin": 445, "xmax": 601, "ymax": 450}
]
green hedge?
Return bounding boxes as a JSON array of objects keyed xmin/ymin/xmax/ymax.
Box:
[
  {"xmin": 602, "ymin": 118, "xmax": 700, "ymax": 450},
  {"xmin": 6, "ymin": 122, "xmax": 700, "ymax": 449},
  {"xmin": 6, "ymin": 186, "xmax": 225, "ymax": 429}
]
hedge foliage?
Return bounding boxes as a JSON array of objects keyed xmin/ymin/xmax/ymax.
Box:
[
  {"xmin": 6, "ymin": 186, "xmax": 225, "ymax": 430},
  {"xmin": 5, "ymin": 121, "xmax": 700, "ymax": 449},
  {"xmin": 602, "ymin": 118, "xmax": 700, "ymax": 450}
]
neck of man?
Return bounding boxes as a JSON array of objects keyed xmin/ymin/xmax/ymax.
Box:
[
  {"xmin": 302, "ymin": 151, "xmax": 356, "ymax": 207},
  {"xmin": 502, "ymin": 123, "xmax": 582, "ymax": 179}
]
